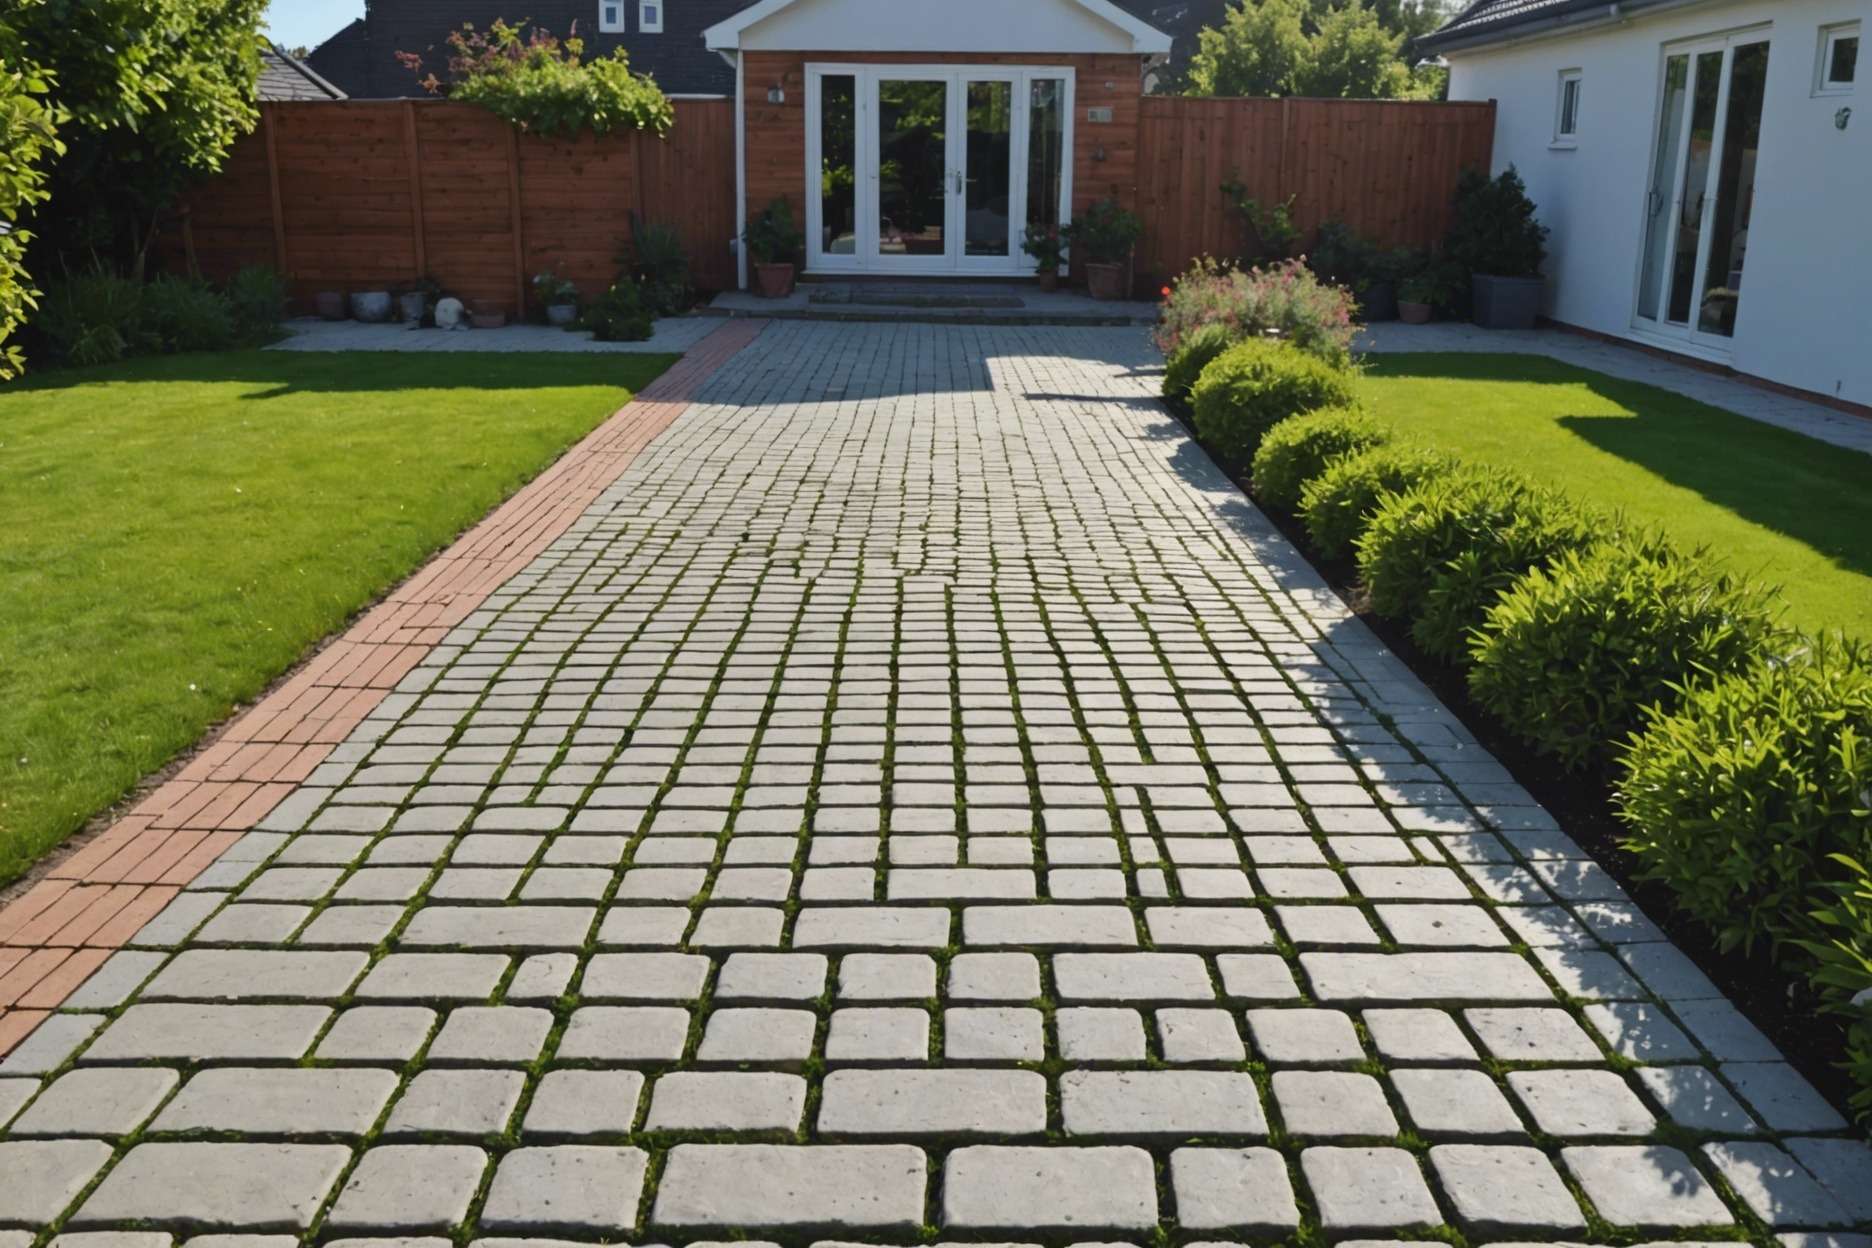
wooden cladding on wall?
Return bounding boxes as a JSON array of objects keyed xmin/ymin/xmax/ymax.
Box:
[
  {"xmin": 164, "ymin": 99, "xmax": 738, "ymax": 310},
  {"xmin": 1135, "ymin": 96, "xmax": 1497, "ymax": 286}
]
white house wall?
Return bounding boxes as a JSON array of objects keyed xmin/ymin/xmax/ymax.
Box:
[
  {"xmin": 1447, "ymin": 0, "xmax": 1872, "ymax": 406},
  {"xmin": 735, "ymin": 0, "xmax": 1141, "ymax": 53}
]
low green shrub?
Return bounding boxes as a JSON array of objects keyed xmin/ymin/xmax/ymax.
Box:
[
  {"xmin": 225, "ymin": 266, "xmax": 288, "ymax": 344},
  {"xmin": 1300, "ymin": 442, "xmax": 1455, "ymax": 560},
  {"xmin": 36, "ymin": 270, "xmax": 145, "ymax": 366},
  {"xmin": 1161, "ymin": 322, "xmax": 1236, "ymax": 414},
  {"xmin": 580, "ymin": 279, "xmax": 654, "ymax": 342},
  {"xmin": 140, "ymin": 275, "xmax": 236, "ymax": 354},
  {"xmin": 1801, "ymin": 854, "xmax": 1872, "ymax": 1120},
  {"xmin": 629, "ymin": 220, "xmax": 693, "ymax": 316},
  {"xmin": 1619, "ymin": 638, "xmax": 1872, "ymax": 952},
  {"xmin": 1356, "ymin": 468, "xmax": 1597, "ymax": 662},
  {"xmin": 1189, "ymin": 337, "xmax": 1358, "ymax": 471},
  {"xmin": 1250, "ymin": 406, "xmax": 1390, "ymax": 512},
  {"xmin": 1469, "ymin": 538, "xmax": 1783, "ymax": 770},
  {"xmin": 1154, "ymin": 255, "xmax": 1359, "ymax": 366}
]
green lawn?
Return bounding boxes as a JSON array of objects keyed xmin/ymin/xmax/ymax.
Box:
[
  {"xmin": 0, "ymin": 349, "xmax": 675, "ymax": 885},
  {"xmin": 1358, "ymin": 353, "xmax": 1872, "ymax": 640}
]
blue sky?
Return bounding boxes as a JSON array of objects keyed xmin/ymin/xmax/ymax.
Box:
[{"xmin": 265, "ymin": 0, "xmax": 364, "ymax": 52}]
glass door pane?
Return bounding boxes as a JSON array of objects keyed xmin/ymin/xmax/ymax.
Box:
[
  {"xmin": 1636, "ymin": 55, "xmax": 1689, "ymax": 322},
  {"xmin": 877, "ymin": 78, "xmax": 949, "ymax": 259},
  {"xmin": 1666, "ymin": 49, "xmax": 1724, "ymax": 325},
  {"xmin": 819, "ymin": 74, "xmax": 858, "ymax": 256},
  {"xmin": 1025, "ymin": 77, "xmax": 1067, "ymax": 267},
  {"xmin": 963, "ymin": 79, "xmax": 1014, "ymax": 259},
  {"xmin": 1697, "ymin": 40, "xmax": 1768, "ymax": 337}
]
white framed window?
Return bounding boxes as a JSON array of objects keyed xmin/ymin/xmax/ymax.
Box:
[
  {"xmin": 1553, "ymin": 68, "xmax": 1582, "ymax": 144},
  {"xmin": 1817, "ymin": 22, "xmax": 1859, "ymax": 95},
  {"xmin": 598, "ymin": 1, "xmax": 624, "ymax": 33},
  {"xmin": 639, "ymin": 0, "xmax": 664, "ymax": 33}
]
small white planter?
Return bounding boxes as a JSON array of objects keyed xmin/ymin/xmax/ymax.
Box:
[{"xmin": 546, "ymin": 304, "xmax": 580, "ymax": 327}]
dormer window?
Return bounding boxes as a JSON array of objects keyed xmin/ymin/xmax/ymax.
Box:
[
  {"xmin": 599, "ymin": 1, "xmax": 624, "ymax": 32},
  {"xmin": 640, "ymin": 0, "xmax": 664, "ymax": 33}
]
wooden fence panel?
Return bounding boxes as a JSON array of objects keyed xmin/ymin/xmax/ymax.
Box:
[
  {"xmin": 1136, "ymin": 96, "xmax": 1496, "ymax": 287},
  {"xmin": 159, "ymin": 98, "xmax": 738, "ymax": 312}
]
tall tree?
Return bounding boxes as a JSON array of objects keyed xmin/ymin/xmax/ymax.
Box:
[
  {"xmin": 14, "ymin": 0, "xmax": 265, "ymax": 277},
  {"xmin": 1185, "ymin": 0, "xmax": 1443, "ymax": 99}
]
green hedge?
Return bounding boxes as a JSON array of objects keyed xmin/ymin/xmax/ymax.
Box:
[
  {"xmin": 1250, "ymin": 406, "xmax": 1390, "ymax": 512},
  {"xmin": 1356, "ymin": 469, "xmax": 1597, "ymax": 664},
  {"xmin": 1161, "ymin": 322, "xmax": 1237, "ymax": 415},
  {"xmin": 1189, "ymin": 337, "xmax": 1357, "ymax": 471},
  {"xmin": 1299, "ymin": 442, "xmax": 1455, "ymax": 560},
  {"xmin": 1470, "ymin": 537, "xmax": 1782, "ymax": 770}
]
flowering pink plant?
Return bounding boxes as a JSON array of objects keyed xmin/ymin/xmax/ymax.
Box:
[{"xmin": 1155, "ymin": 256, "xmax": 1359, "ymax": 368}]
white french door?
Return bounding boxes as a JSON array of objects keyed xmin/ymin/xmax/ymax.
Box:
[
  {"xmin": 805, "ymin": 64, "xmax": 1074, "ymax": 276},
  {"xmin": 1632, "ymin": 28, "xmax": 1771, "ymax": 354}
]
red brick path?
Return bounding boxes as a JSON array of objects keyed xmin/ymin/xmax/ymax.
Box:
[{"xmin": 0, "ymin": 320, "xmax": 766, "ymax": 1055}]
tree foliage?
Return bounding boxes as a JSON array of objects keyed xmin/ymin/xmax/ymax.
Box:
[
  {"xmin": 399, "ymin": 20, "xmax": 673, "ymax": 138},
  {"xmin": 0, "ymin": 2, "xmax": 65, "ymax": 380},
  {"xmin": 1185, "ymin": 0, "xmax": 1444, "ymax": 99},
  {"xmin": 11, "ymin": 0, "xmax": 266, "ymax": 274}
]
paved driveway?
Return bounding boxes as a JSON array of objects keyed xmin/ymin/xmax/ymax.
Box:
[{"xmin": 1, "ymin": 323, "xmax": 1866, "ymax": 1239}]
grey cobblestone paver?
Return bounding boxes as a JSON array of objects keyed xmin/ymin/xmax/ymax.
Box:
[{"xmin": 4, "ymin": 323, "xmax": 1865, "ymax": 1241}]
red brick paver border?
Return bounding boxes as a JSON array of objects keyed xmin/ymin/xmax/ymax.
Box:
[{"xmin": 0, "ymin": 320, "xmax": 766, "ymax": 1054}]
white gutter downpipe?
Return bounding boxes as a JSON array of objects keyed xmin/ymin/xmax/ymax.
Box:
[{"xmin": 733, "ymin": 50, "xmax": 748, "ymax": 292}]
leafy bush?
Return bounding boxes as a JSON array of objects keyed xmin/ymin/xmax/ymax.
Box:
[
  {"xmin": 140, "ymin": 274, "xmax": 234, "ymax": 354},
  {"xmin": 398, "ymin": 19, "xmax": 673, "ymax": 138},
  {"xmin": 1189, "ymin": 337, "xmax": 1358, "ymax": 471},
  {"xmin": 629, "ymin": 220, "xmax": 692, "ymax": 314},
  {"xmin": 1299, "ymin": 442, "xmax": 1455, "ymax": 560},
  {"xmin": 1155, "ymin": 256, "xmax": 1358, "ymax": 367},
  {"xmin": 1251, "ymin": 406, "xmax": 1390, "ymax": 512},
  {"xmin": 36, "ymin": 269, "xmax": 144, "ymax": 366},
  {"xmin": 1445, "ymin": 165, "xmax": 1549, "ymax": 279},
  {"xmin": 1619, "ymin": 639, "xmax": 1872, "ymax": 954},
  {"xmin": 1469, "ymin": 539, "xmax": 1783, "ymax": 770},
  {"xmin": 1063, "ymin": 198, "xmax": 1143, "ymax": 264},
  {"xmin": 1801, "ymin": 855, "xmax": 1872, "ymax": 1120},
  {"xmin": 579, "ymin": 279, "xmax": 653, "ymax": 342},
  {"xmin": 224, "ymin": 265, "xmax": 286, "ymax": 343},
  {"xmin": 1356, "ymin": 468, "xmax": 1596, "ymax": 663},
  {"xmin": 1161, "ymin": 322, "xmax": 1237, "ymax": 415},
  {"xmin": 744, "ymin": 198, "xmax": 803, "ymax": 265}
]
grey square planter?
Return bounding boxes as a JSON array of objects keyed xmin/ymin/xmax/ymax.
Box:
[{"xmin": 1471, "ymin": 273, "xmax": 1544, "ymax": 330}]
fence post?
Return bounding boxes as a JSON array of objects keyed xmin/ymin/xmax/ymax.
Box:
[
  {"xmin": 263, "ymin": 104, "xmax": 287, "ymax": 277},
  {"xmin": 505, "ymin": 124, "xmax": 526, "ymax": 315},
  {"xmin": 404, "ymin": 103, "xmax": 427, "ymax": 280}
]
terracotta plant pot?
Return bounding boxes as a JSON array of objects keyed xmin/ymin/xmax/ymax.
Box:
[
  {"xmin": 315, "ymin": 291, "xmax": 346, "ymax": 321},
  {"xmin": 395, "ymin": 291, "xmax": 426, "ymax": 324},
  {"xmin": 1398, "ymin": 300, "xmax": 1433, "ymax": 325},
  {"xmin": 1085, "ymin": 261, "xmax": 1127, "ymax": 302},
  {"xmin": 1036, "ymin": 269, "xmax": 1061, "ymax": 293},
  {"xmin": 754, "ymin": 262, "xmax": 796, "ymax": 299}
]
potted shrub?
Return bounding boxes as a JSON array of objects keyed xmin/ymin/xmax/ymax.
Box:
[
  {"xmin": 1446, "ymin": 165, "xmax": 1550, "ymax": 330},
  {"xmin": 1398, "ymin": 261, "xmax": 1460, "ymax": 324},
  {"xmin": 533, "ymin": 266, "xmax": 581, "ymax": 326},
  {"xmin": 1022, "ymin": 227, "xmax": 1066, "ymax": 293},
  {"xmin": 1064, "ymin": 198, "xmax": 1144, "ymax": 301},
  {"xmin": 744, "ymin": 198, "xmax": 804, "ymax": 298}
]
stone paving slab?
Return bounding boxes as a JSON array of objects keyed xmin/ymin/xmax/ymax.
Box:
[{"xmin": 0, "ymin": 322, "xmax": 1867, "ymax": 1243}]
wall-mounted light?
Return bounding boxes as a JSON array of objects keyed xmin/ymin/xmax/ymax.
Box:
[{"xmin": 768, "ymin": 85, "xmax": 786, "ymax": 105}]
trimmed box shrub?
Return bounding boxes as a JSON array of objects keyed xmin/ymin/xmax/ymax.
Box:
[
  {"xmin": 1162, "ymin": 322, "xmax": 1237, "ymax": 415},
  {"xmin": 1356, "ymin": 468, "xmax": 1597, "ymax": 662},
  {"xmin": 1299, "ymin": 442, "xmax": 1455, "ymax": 560},
  {"xmin": 1468, "ymin": 538, "xmax": 1783, "ymax": 770},
  {"xmin": 1250, "ymin": 406, "xmax": 1390, "ymax": 512},
  {"xmin": 1189, "ymin": 337, "xmax": 1358, "ymax": 472},
  {"xmin": 1802, "ymin": 855, "xmax": 1872, "ymax": 1120},
  {"xmin": 1619, "ymin": 638, "xmax": 1872, "ymax": 954}
]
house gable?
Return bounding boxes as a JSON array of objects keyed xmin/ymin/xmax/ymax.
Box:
[{"xmin": 706, "ymin": 0, "xmax": 1173, "ymax": 55}]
